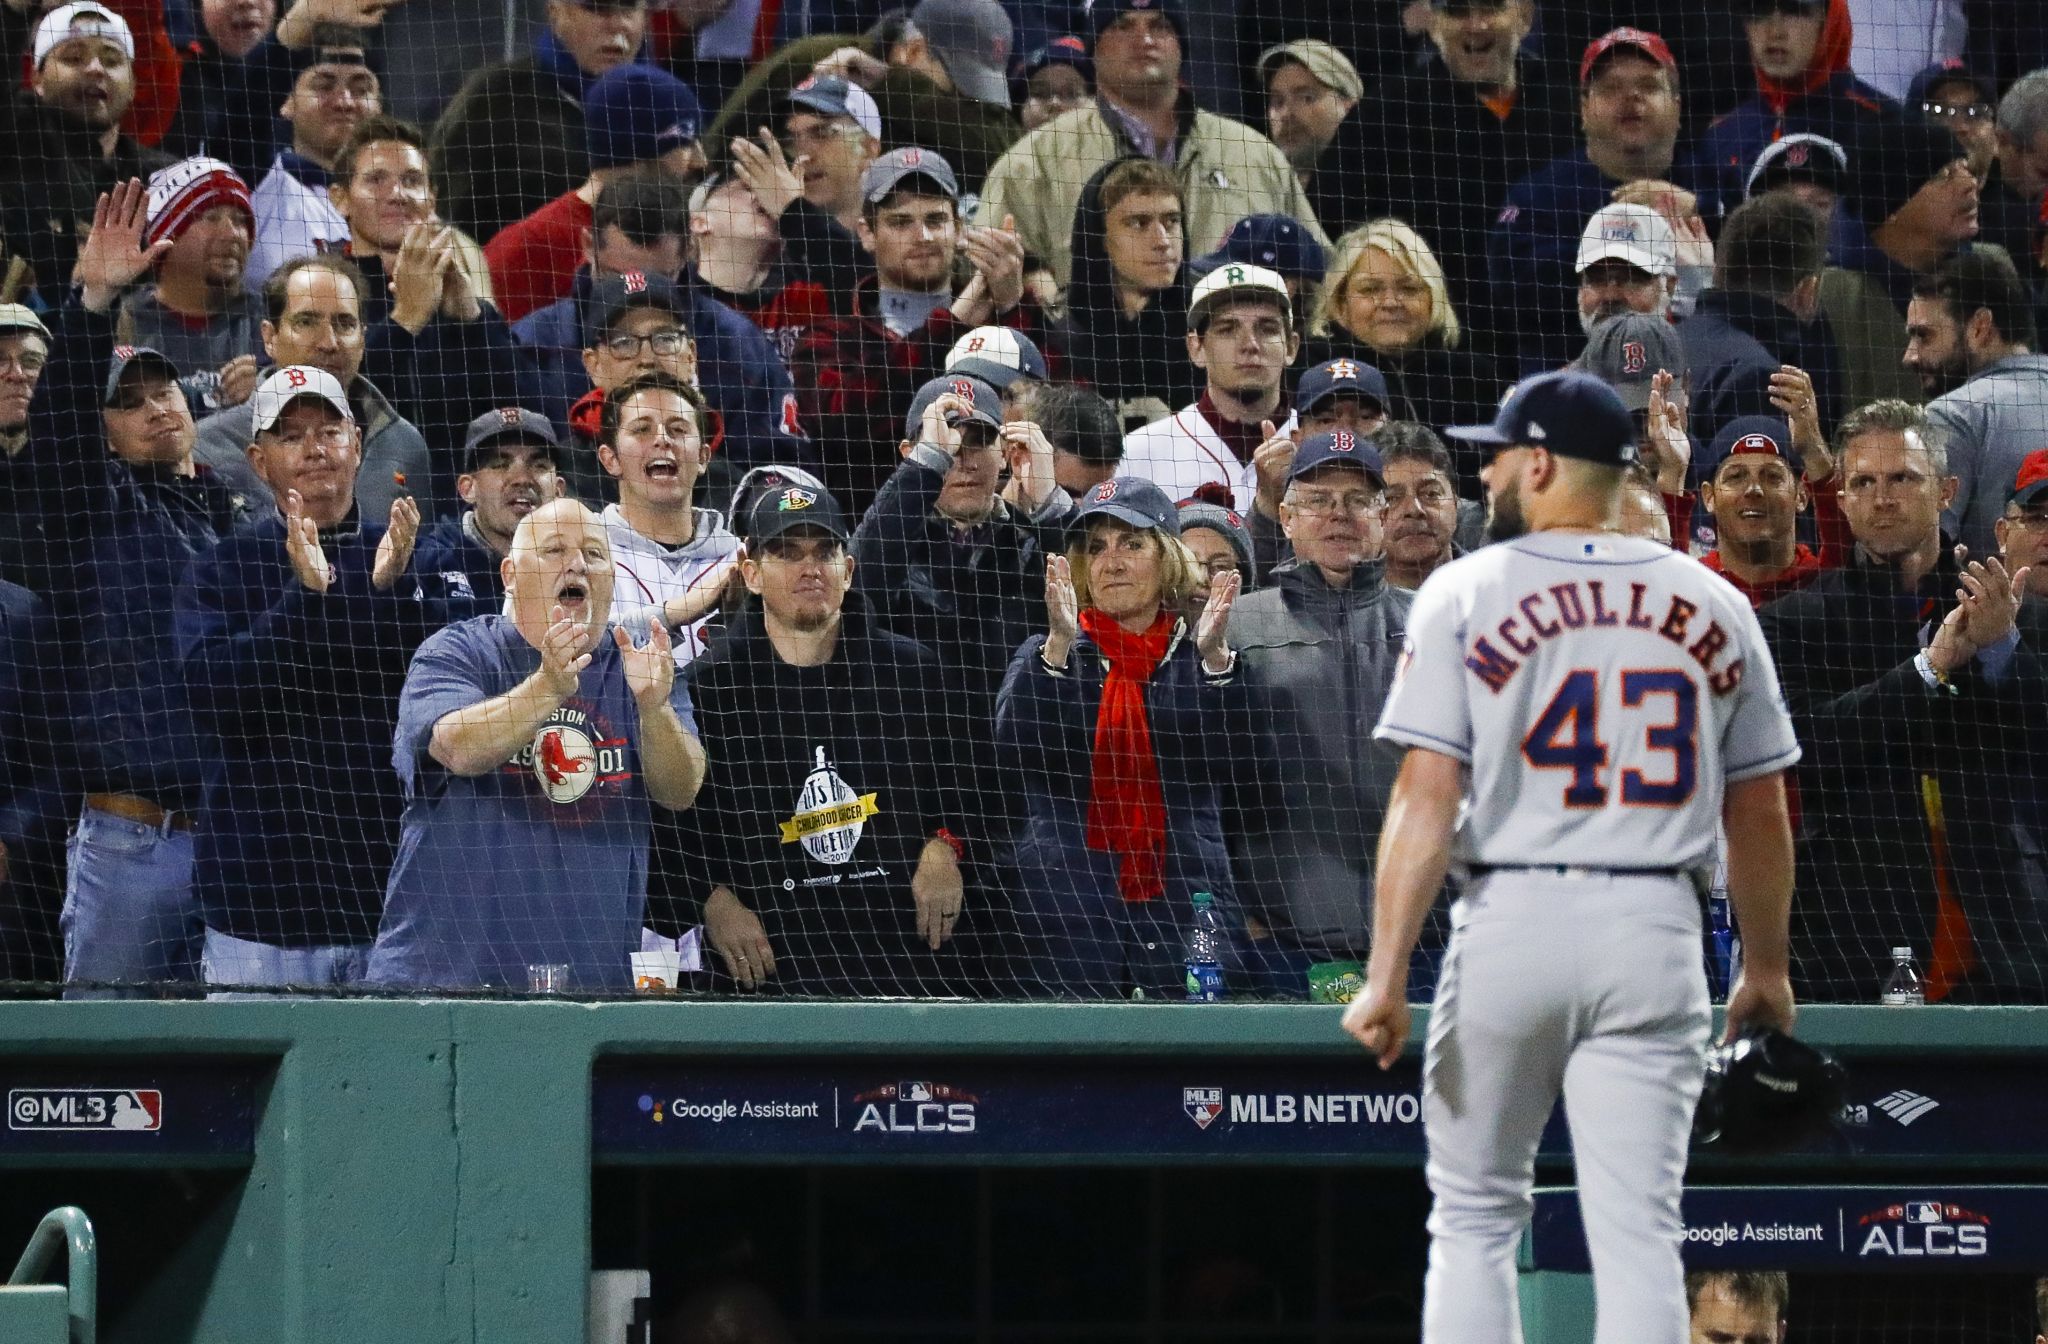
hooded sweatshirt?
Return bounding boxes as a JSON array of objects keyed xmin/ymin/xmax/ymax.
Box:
[
  {"xmin": 1699, "ymin": 0, "xmax": 1895, "ymax": 204},
  {"xmin": 1058, "ymin": 157, "xmax": 1201, "ymax": 433}
]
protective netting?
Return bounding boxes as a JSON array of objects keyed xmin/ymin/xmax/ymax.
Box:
[
  {"xmin": 0, "ymin": 0, "xmax": 2043, "ymax": 1001},
  {"xmin": 1689, "ymin": 1270, "xmax": 2044, "ymax": 1344}
]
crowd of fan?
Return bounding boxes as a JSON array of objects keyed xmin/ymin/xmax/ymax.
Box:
[{"xmin": 0, "ymin": 0, "xmax": 2043, "ymax": 1001}]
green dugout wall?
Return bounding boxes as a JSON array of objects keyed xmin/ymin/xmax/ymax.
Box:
[{"xmin": 0, "ymin": 1001, "xmax": 2043, "ymax": 1343}]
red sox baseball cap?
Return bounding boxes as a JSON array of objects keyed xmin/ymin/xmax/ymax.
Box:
[
  {"xmin": 462, "ymin": 406, "xmax": 561, "ymax": 470},
  {"xmin": 103, "ymin": 344, "xmax": 181, "ymax": 406},
  {"xmin": 251, "ymin": 365, "xmax": 352, "ymax": 434},
  {"xmin": 1579, "ymin": 27, "xmax": 1675, "ymax": 87},
  {"xmin": 905, "ymin": 372, "xmax": 1003, "ymax": 440},
  {"xmin": 1071, "ymin": 475, "xmax": 1181, "ymax": 536},
  {"xmin": 1289, "ymin": 429, "xmax": 1385, "ymax": 483},
  {"xmin": 2011, "ymin": 449, "xmax": 2048, "ymax": 508}
]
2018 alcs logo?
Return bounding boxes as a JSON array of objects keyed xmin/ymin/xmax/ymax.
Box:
[
  {"xmin": 1855, "ymin": 1200, "xmax": 1989, "ymax": 1258},
  {"xmin": 851, "ymin": 1081, "xmax": 978, "ymax": 1133}
]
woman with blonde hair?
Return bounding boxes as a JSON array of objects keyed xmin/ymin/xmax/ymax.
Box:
[
  {"xmin": 995, "ymin": 477, "xmax": 1271, "ymax": 999},
  {"xmin": 1302, "ymin": 219, "xmax": 1502, "ymax": 489}
]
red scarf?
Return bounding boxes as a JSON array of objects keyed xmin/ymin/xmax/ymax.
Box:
[{"xmin": 1077, "ymin": 608, "xmax": 1176, "ymax": 903}]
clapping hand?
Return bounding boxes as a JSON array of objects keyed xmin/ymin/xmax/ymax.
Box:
[
  {"xmin": 615, "ymin": 617, "xmax": 676, "ymax": 709},
  {"xmin": 1769, "ymin": 365, "xmax": 1830, "ymax": 481},
  {"xmin": 282, "ymin": 488, "xmax": 334, "ymax": 593},
  {"xmin": 1194, "ymin": 569, "xmax": 1239, "ymax": 673},
  {"xmin": 1642, "ymin": 370, "xmax": 1691, "ymax": 493},
  {"xmin": 371, "ymin": 495, "xmax": 420, "ymax": 591},
  {"xmin": 1042, "ymin": 554, "xmax": 1079, "ymax": 667},
  {"xmin": 74, "ymin": 180, "xmax": 171, "ymax": 312},
  {"xmin": 1956, "ymin": 550, "xmax": 2029, "ymax": 649},
  {"xmin": 538, "ymin": 603, "xmax": 596, "ymax": 697}
]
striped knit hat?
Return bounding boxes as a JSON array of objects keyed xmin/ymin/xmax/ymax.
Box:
[{"xmin": 144, "ymin": 157, "xmax": 254, "ymax": 249}]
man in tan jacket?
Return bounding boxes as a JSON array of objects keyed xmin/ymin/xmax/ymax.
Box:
[{"xmin": 975, "ymin": 0, "xmax": 1323, "ymax": 288}]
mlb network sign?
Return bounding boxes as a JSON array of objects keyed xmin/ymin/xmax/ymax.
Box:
[{"xmin": 8, "ymin": 1088, "xmax": 162, "ymax": 1132}]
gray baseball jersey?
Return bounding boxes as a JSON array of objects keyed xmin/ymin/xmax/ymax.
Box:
[{"xmin": 1374, "ymin": 532, "xmax": 1800, "ymax": 869}]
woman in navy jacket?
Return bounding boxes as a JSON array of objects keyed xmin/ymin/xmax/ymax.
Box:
[{"xmin": 994, "ymin": 476, "xmax": 1265, "ymax": 1000}]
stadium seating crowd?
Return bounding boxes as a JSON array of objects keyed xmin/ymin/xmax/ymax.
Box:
[{"xmin": 0, "ymin": 0, "xmax": 2044, "ymax": 1002}]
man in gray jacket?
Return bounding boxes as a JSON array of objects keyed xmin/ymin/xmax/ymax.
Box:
[
  {"xmin": 192, "ymin": 254, "xmax": 431, "ymax": 519},
  {"xmin": 1908, "ymin": 247, "xmax": 2048, "ymax": 558},
  {"xmin": 1229, "ymin": 430, "xmax": 1411, "ymax": 975}
]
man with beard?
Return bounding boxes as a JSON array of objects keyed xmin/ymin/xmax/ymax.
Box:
[
  {"xmin": 0, "ymin": 3, "xmax": 171, "ymax": 303},
  {"xmin": 1346, "ymin": 368, "xmax": 1800, "ymax": 1342},
  {"xmin": 413, "ymin": 408, "xmax": 564, "ymax": 621},
  {"xmin": 1697, "ymin": 411, "xmax": 1848, "ymax": 607},
  {"xmin": 1257, "ymin": 39, "xmax": 1372, "ymax": 237},
  {"xmin": 120, "ymin": 157, "xmax": 263, "ymax": 416},
  {"xmin": 365, "ymin": 498, "xmax": 704, "ymax": 991},
  {"xmin": 1821, "ymin": 113, "xmax": 1987, "ymax": 409},
  {"xmin": 1567, "ymin": 204, "xmax": 1678, "ymax": 373},
  {"xmin": 1907, "ymin": 248, "xmax": 2048, "ymax": 559},
  {"xmin": 246, "ymin": 35, "xmax": 383, "ymax": 292}
]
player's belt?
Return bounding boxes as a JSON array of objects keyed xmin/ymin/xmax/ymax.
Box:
[{"xmin": 1465, "ymin": 863, "xmax": 1684, "ymax": 879}]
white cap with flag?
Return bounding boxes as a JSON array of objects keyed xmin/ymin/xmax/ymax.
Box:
[{"xmin": 1575, "ymin": 203, "xmax": 1677, "ymax": 279}]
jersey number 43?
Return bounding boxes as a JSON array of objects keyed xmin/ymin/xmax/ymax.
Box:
[{"xmin": 1521, "ymin": 668, "xmax": 1697, "ymax": 808}]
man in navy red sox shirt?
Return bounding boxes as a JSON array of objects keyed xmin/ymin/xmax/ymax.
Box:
[{"xmin": 366, "ymin": 498, "xmax": 705, "ymax": 991}]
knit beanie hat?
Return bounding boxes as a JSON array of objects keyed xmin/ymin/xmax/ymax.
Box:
[
  {"xmin": 1177, "ymin": 482, "xmax": 1255, "ymax": 585},
  {"xmin": 145, "ymin": 156, "xmax": 253, "ymax": 248}
]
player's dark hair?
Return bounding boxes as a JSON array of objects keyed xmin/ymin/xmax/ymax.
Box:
[
  {"xmin": 332, "ymin": 113, "xmax": 428, "ymax": 188},
  {"xmin": 262, "ymin": 253, "xmax": 368, "ymax": 326},
  {"xmin": 600, "ymin": 370, "xmax": 706, "ymax": 447},
  {"xmin": 1911, "ymin": 246, "xmax": 2038, "ymax": 349},
  {"xmin": 1026, "ymin": 383, "xmax": 1123, "ymax": 467},
  {"xmin": 594, "ymin": 171, "xmax": 691, "ymax": 248},
  {"xmin": 1684, "ymin": 1270, "xmax": 1789, "ymax": 1315},
  {"xmin": 1375, "ymin": 421, "xmax": 1455, "ymax": 478},
  {"xmin": 1715, "ymin": 194, "xmax": 1826, "ymax": 300}
]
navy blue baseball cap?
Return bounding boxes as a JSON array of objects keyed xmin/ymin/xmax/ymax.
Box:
[
  {"xmin": 104, "ymin": 343, "xmax": 180, "ymax": 405},
  {"xmin": 1289, "ymin": 429, "xmax": 1384, "ymax": 482},
  {"xmin": 1907, "ymin": 57, "xmax": 1993, "ymax": 112},
  {"xmin": 1700, "ymin": 414, "xmax": 1802, "ymax": 481},
  {"xmin": 462, "ymin": 406, "xmax": 562, "ymax": 470},
  {"xmin": 1015, "ymin": 33, "xmax": 1091, "ymax": 83},
  {"xmin": 1084, "ymin": 0, "xmax": 1184, "ymax": 41},
  {"xmin": 1448, "ymin": 370, "xmax": 1639, "ymax": 467},
  {"xmin": 584, "ymin": 65, "xmax": 702, "ymax": 170},
  {"xmin": 1193, "ymin": 214, "xmax": 1329, "ymax": 285},
  {"xmin": 1294, "ymin": 354, "xmax": 1389, "ymax": 416},
  {"xmin": 905, "ymin": 372, "xmax": 1003, "ymax": 440},
  {"xmin": 584, "ymin": 269, "xmax": 688, "ymax": 340},
  {"xmin": 1071, "ymin": 475, "xmax": 1181, "ymax": 535}
]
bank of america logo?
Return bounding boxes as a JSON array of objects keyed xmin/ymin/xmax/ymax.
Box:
[{"xmin": 1874, "ymin": 1090, "xmax": 1939, "ymax": 1126}]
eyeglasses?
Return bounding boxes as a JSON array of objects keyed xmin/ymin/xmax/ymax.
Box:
[
  {"xmin": 0, "ymin": 352, "xmax": 46, "ymax": 377},
  {"xmin": 1922, "ymin": 100, "xmax": 1992, "ymax": 121},
  {"xmin": 1290, "ymin": 489, "xmax": 1386, "ymax": 515},
  {"xmin": 1383, "ymin": 482, "xmax": 1453, "ymax": 508},
  {"xmin": 602, "ymin": 329, "xmax": 687, "ymax": 359},
  {"xmin": 2005, "ymin": 510, "xmax": 2048, "ymax": 531}
]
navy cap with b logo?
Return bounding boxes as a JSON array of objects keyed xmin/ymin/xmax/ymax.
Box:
[
  {"xmin": 1289, "ymin": 429, "xmax": 1385, "ymax": 481},
  {"xmin": 1070, "ymin": 475, "xmax": 1181, "ymax": 536},
  {"xmin": 1447, "ymin": 370, "xmax": 1639, "ymax": 467}
]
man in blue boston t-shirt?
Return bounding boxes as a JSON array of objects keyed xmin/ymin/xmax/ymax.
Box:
[{"xmin": 366, "ymin": 498, "xmax": 705, "ymax": 991}]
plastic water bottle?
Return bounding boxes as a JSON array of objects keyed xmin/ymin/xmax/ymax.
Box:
[
  {"xmin": 1184, "ymin": 891, "xmax": 1225, "ymax": 1002},
  {"xmin": 1880, "ymin": 946, "xmax": 1925, "ymax": 1005},
  {"xmin": 1707, "ymin": 892, "xmax": 1733, "ymax": 1002}
]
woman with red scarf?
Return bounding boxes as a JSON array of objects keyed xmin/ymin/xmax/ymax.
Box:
[{"xmin": 994, "ymin": 476, "xmax": 1263, "ymax": 999}]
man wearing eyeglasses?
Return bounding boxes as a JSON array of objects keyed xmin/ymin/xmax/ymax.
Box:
[
  {"xmin": 1229, "ymin": 429, "xmax": 1412, "ymax": 985},
  {"xmin": 1909, "ymin": 59, "xmax": 1998, "ymax": 179},
  {"xmin": 0, "ymin": 305, "xmax": 51, "ymax": 588}
]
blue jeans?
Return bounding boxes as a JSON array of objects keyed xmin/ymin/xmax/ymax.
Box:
[
  {"xmin": 61, "ymin": 803, "xmax": 202, "ymax": 996},
  {"xmin": 202, "ymin": 928, "xmax": 370, "ymax": 996}
]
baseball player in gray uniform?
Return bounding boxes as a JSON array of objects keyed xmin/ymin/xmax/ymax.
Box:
[{"xmin": 1342, "ymin": 371, "xmax": 1802, "ymax": 1343}]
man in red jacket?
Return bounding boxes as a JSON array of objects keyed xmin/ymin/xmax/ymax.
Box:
[{"xmin": 1698, "ymin": 401, "xmax": 1848, "ymax": 607}]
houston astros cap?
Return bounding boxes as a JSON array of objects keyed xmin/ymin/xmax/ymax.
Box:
[
  {"xmin": 462, "ymin": 406, "xmax": 561, "ymax": 469},
  {"xmin": 1701, "ymin": 414, "xmax": 1803, "ymax": 480},
  {"xmin": 251, "ymin": 365, "xmax": 353, "ymax": 434},
  {"xmin": 2010, "ymin": 449, "xmax": 2048, "ymax": 508},
  {"xmin": 860, "ymin": 146, "xmax": 960, "ymax": 206},
  {"xmin": 103, "ymin": 344, "xmax": 181, "ymax": 406},
  {"xmin": 1448, "ymin": 370, "xmax": 1639, "ymax": 467},
  {"xmin": 905, "ymin": 373, "xmax": 1003, "ymax": 441},
  {"xmin": 1294, "ymin": 355, "xmax": 1389, "ymax": 416},
  {"xmin": 1187, "ymin": 261, "xmax": 1291, "ymax": 331},
  {"xmin": 746, "ymin": 481, "xmax": 851, "ymax": 544},
  {"xmin": 786, "ymin": 75, "xmax": 882, "ymax": 141},
  {"xmin": 944, "ymin": 326, "xmax": 1048, "ymax": 389},
  {"xmin": 1573, "ymin": 312, "xmax": 1685, "ymax": 413},
  {"xmin": 1071, "ymin": 475, "xmax": 1180, "ymax": 536},
  {"xmin": 1289, "ymin": 429, "xmax": 1385, "ymax": 482},
  {"xmin": 585, "ymin": 269, "xmax": 688, "ymax": 339},
  {"xmin": 1745, "ymin": 132, "xmax": 1848, "ymax": 200}
]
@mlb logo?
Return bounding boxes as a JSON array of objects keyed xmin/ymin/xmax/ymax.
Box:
[{"xmin": 1183, "ymin": 1087, "xmax": 1223, "ymax": 1130}]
